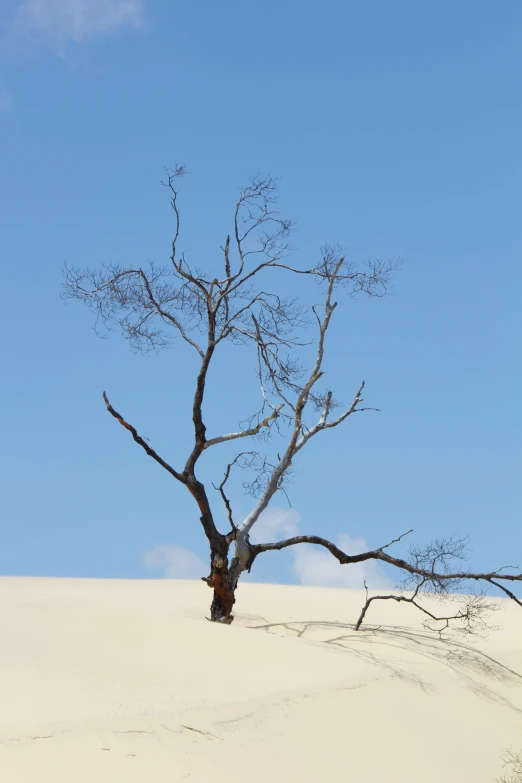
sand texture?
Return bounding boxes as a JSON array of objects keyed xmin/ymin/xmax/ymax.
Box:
[{"xmin": 1, "ymin": 577, "xmax": 521, "ymax": 782}]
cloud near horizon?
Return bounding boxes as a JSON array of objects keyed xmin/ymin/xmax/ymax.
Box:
[
  {"xmin": 293, "ymin": 532, "xmax": 389, "ymax": 589},
  {"xmin": 253, "ymin": 507, "xmax": 389, "ymax": 589},
  {"xmin": 248, "ymin": 506, "xmax": 301, "ymax": 544},
  {"xmin": 144, "ymin": 544, "xmax": 208, "ymax": 580},
  {"xmin": 9, "ymin": 0, "xmax": 144, "ymax": 44},
  {"xmin": 145, "ymin": 507, "xmax": 389, "ymax": 589}
]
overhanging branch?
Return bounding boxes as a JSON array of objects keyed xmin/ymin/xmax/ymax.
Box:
[{"xmin": 248, "ymin": 531, "xmax": 522, "ymax": 600}]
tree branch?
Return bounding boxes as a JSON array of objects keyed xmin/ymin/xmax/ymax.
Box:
[
  {"xmin": 102, "ymin": 392, "xmax": 185, "ymax": 483},
  {"xmin": 204, "ymin": 404, "xmax": 284, "ymax": 449},
  {"xmin": 248, "ymin": 531, "xmax": 522, "ymax": 607},
  {"xmin": 354, "ymin": 578, "xmax": 496, "ymax": 635},
  {"xmin": 379, "ymin": 529, "xmax": 414, "ymax": 551},
  {"xmin": 487, "ymin": 579, "xmax": 522, "ymax": 608},
  {"xmin": 213, "ymin": 458, "xmax": 241, "ymax": 541},
  {"xmin": 237, "ymin": 257, "xmax": 372, "ymax": 537},
  {"xmin": 184, "ymin": 345, "xmax": 215, "ymax": 474}
]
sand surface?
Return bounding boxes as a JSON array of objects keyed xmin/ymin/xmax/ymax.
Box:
[{"xmin": 1, "ymin": 577, "xmax": 521, "ymax": 782}]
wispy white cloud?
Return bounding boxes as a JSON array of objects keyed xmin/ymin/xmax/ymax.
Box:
[
  {"xmin": 248, "ymin": 507, "xmax": 301, "ymax": 544},
  {"xmin": 144, "ymin": 544, "xmax": 207, "ymax": 580},
  {"xmin": 293, "ymin": 533, "xmax": 389, "ymax": 589},
  {"xmin": 9, "ymin": 0, "xmax": 144, "ymax": 44},
  {"xmin": 251, "ymin": 506, "xmax": 390, "ymax": 590}
]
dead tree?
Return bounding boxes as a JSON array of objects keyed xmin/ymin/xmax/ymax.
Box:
[{"xmin": 62, "ymin": 167, "xmax": 522, "ymax": 625}]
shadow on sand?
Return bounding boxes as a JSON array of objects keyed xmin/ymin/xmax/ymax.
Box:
[{"xmin": 244, "ymin": 618, "xmax": 522, "ymax": 714}]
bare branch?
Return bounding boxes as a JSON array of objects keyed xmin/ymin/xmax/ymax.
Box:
[
  {"xmin": 238, "ymin": 254, "xmax": 385, "ymax": 537},
  {"xmin": 355, "ymin": 579, "xmax": 497, "ymax": 636},
  {"xmin": 62, "ymin": 263, "xmax": 206, "ymax": 355},
  {"xmin": 249, "ymin": 534, "xmax": 356, "ymax": 565},
  {"xmin": 237, "ymin": 451, "xmax": 293, "ymax": 500},
  {"xmin": 161, "ymin": 165, "xmax": 185, "ymax": 261},
  {"xmin": 102, "ymin": 392, "xmax": 184, "ymax": 483},
  {"xmin": 248, "ymin": 531, "xmax": 522, "ymax": 615},
  {"xmin": 184, "ymin": 345, "xmax": 216, "ymax": 474},
  {"xmin": 213, "ymin": 459, "xmax": 239, "ymax": 540},
  {"xmin": 379, "ymin": 529, "xmax": 414, "ymax": 551},
  {"xmin": 323, "ymin": 383, "xmax": 381, "ymax": 428},
  {"xmin": 231, "ymin": 174, "xmax": 294, "ymax": 282},
  {"xmin": 487, "ymin": 579, "xmax": 522, "ymax": 608},
  {"xmin": 204, "ymin": 404, "xmax": 284, "ymax": 449}
]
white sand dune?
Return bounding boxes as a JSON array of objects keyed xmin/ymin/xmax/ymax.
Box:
[{"xmin": 1, "ymin": 577, "xmax": 521, "ymax": 782}]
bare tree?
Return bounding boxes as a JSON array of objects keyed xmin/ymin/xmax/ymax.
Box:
[{"xmin": 62, "ymin": 167, "xmax": 522, "ymax": 625}]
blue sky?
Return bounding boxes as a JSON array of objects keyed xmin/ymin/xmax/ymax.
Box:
[{"xmin": 0, "ymin": 1, "xmax": 520, "ymax": 592}]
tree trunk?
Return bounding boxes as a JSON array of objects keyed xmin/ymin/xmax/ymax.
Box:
[
  {"xmin": 204, "ymin": 537, "xmax": 252, "ymax": 624},
  {"xmin": 204, "ymin": 553, "xmax": 237, "ymax": 624},
  {"xmin": 210, "ymin": 580, "xmax": 236, "ymax": 623}
]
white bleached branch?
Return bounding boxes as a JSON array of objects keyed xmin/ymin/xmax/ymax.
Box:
[{"xmin": 203, "ymin": 404, "xmax": 284, "ymax": 449}]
